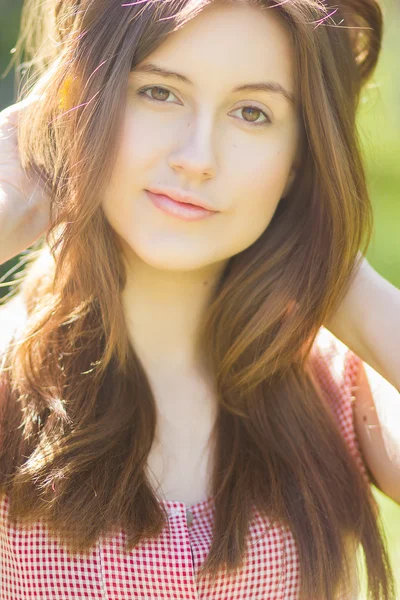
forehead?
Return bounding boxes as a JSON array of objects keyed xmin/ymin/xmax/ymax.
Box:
[{"xmin": 135, "ymin": 2, "xmax": 295, "ymax": 96}]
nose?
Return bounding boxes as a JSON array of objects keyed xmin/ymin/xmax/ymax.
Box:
[{"xmin": 168, "ymin": 114, "xmax": 217, "ymax": 182}]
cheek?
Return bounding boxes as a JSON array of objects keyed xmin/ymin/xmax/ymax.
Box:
[
  {"xmin": 221, "ymin": 143, "xmax": 293, "ymax": 253},
  {"xmin": 101, "ymin": 111, "xmax": 157, "ymax": 217},
  {"xmin": 118, "ymin": 112, "xmax": 156, "ymax": 171},
  {"xmin": 103, "ymin": 112, "xmax": 160, "ymax": 200},
  {"xmin": 118, "ymin": 104, "xmax": 177, "ymax": 170},
  {"xmin": 231, "ymin": 144, "xmax": 292, "ymax": 216}
]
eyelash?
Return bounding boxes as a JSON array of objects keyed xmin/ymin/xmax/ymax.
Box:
[{"xmin": 136, "ymin": 85, "xmax": 272, "ymax": 127}]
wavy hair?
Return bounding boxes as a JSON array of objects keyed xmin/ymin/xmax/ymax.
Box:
[{"xmin": 0, "ymin": 0, "xmax": 395, "ymax": 598}]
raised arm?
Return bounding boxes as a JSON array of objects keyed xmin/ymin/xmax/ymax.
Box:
[
  {"xmin": 0, "ymin": 99, "xmax": 50, "ymax": 265},
  {"xmin": 326, "ymin": 257, "xmax": 400, "ymax": 392}
]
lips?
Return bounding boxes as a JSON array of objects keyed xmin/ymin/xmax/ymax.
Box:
[
  {"xmin": 146, "ymin": 187, "xmax": 216, "ymax": 212},
  {"xmin": 145, "ymin": 190, "xmax": 217, "ymax": 221}
]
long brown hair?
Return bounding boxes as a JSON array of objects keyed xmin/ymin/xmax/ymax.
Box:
[{"xmin": 0, "ymin": 0, "xmax": 395, "ymax": 598}]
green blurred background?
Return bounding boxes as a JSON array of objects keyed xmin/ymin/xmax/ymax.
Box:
[{"xmin": 0, "ymin": 0, "xmax": 399, "ymax": 596}]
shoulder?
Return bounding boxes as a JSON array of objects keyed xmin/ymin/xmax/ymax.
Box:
[
  {"xmin": 309, "ymin": 326, "xmax": 360, "ymax": 410},
  {"xmin": 351, "ymin": 357, "xmax": 400, "ymax": 504},
  {"xmin": 309, "ymin": 327, "xmax": 371, "ymax": 484},
  {"xmin": 311, "ymin": 326, "xmax": 356, "ymax": 375},
  {"xmin": 310, "ymin": 327, "xmax": 400, "ymax": 503}
]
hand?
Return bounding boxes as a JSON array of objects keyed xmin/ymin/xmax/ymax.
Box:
[{"xmin": 0, "ymin": 95, "xmax": 51, "ymax": 265}]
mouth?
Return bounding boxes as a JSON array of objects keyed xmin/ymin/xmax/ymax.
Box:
[
  {"xmin": 146, "ymin": 186, "xmax": 217, "ymax": 211},
  {"xmin": 145, "ymin": 190, "xmax": 217, "ymax": 222}
]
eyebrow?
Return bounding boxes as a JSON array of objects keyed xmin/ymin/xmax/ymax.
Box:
[{"xmin": 131, "ymin": 62, "xmax": 296, "ymax": 107}]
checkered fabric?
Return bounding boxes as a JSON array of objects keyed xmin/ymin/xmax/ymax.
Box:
[{"xmin": 0, "ymin": 327, "xmax": 371, "ymax": 599}]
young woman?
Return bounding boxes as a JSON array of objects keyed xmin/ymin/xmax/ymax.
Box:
[{"xmin": 0, "ymin": 0, "xmax": 399, "ymax": 598}]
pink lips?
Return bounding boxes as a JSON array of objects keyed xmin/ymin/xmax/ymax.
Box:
[{"xmin": 146, "ymin": 190, "xmax": 216, "ymax": 221}]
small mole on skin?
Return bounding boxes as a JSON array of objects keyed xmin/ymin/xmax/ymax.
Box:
[{"xmin": 363, "ymin": 415, "xmax": 367, "ymax": 422}]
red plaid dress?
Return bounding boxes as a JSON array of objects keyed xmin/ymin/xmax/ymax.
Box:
[{"xmin": 0, "ymin": 328, "xmax": 371, "ymax": 599}]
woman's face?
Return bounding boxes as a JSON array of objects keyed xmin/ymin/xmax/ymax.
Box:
[{"xmin": 101, "ymin": 1, "xmax": 301, "ymax": 271}]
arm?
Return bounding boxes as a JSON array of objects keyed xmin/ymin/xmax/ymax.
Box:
[
  {"xmin": 0, "ymin": 185, "xmax": 50, "ymax": 265},
  {"xmin": 0, "ymin": 99, "xmax": 51, "ymax": 266},
  {"xmin": 325, "ymin": 257, "xmax": 400, "ymax": 392}
]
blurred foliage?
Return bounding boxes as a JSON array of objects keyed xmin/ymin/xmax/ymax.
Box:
[
  {"xmin": 357, "ymin": 0, "xmax": 400, "ymax": 290},
  {"xmin": 0, "ymin": 2, "xmax": 399, "ymax": 597},
  {"xmin": 0, "ymin": 0, "xmax": 24, "ymax": 108}
]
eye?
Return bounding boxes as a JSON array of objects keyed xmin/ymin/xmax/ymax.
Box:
[
  {"xmin": 230, "ymin": 105, "xmax": 272, "ymax": 127},
  {"xmin": 137, "ymin": 85, "xmax": 179, "ymax": 104}
]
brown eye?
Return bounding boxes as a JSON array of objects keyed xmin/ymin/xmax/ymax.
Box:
[
  {"xmin": 242, "ymin": 107, "xmax": 262, "ymax": 122},
  {"xmin": 149, "ymin": 87, "xmax": 170, "ymax": 101},
  {"xmin": 233, "ymin": 105, "xmax": 271, "ymax": 126},
  {"xmin": 138, "ymin": 86, "xmax": 176, "ymax": 103}
]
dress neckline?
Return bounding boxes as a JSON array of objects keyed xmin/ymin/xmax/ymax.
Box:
[{"xmin": 159, "ymin": 494, "xmax": 214, "ymax": 512}]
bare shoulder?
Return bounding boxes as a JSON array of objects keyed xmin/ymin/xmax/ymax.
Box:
[
  {"xmin": 352, "ymin": 360, "xmax": 400, "ymax": 504},
  {"xmin": 311, "ymin": 326, "xmax": 350, "ymax": 382}
]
